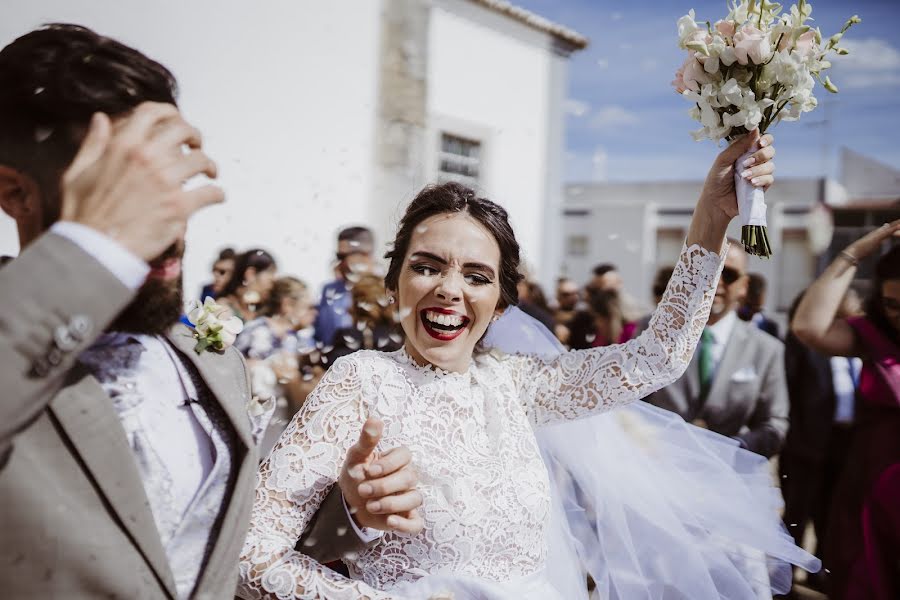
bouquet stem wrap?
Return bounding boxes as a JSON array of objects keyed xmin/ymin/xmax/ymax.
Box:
[{"xmin": 734, "ymin": 143, "xmax": 772, "ymax": 258}]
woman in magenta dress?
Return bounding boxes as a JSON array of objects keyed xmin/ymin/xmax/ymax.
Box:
[{"xmin": 793, "ymin": 223, "xmax": 900, "ymax": 600}]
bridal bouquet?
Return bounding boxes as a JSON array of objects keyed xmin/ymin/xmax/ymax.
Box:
[{"xmin": 672, "ymin": 0, "xmax": 860, "ymax": 257}]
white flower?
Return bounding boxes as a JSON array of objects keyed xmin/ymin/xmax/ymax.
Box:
[
  {"xmin": 718, "ymin": 78, "xmax": 746, "ymax": 107},
  {"xmin": 677, "ymin": 10, "xmax": 702, "ymax": 48},
  {"xmin": 723, "ymin": 102, "xmax": 764, "ymax": 130},
  {"xmin": 188, "ymin": 297, "xmax": 243, "ymax": 354},
  {"xmin": 707, "ymin": 35, "xmax": 738, "ymax": 69}
]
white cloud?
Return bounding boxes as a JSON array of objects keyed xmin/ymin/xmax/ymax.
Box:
[
  {"xmin": 564, "ymin": 98, "xmax": 590, "ymax": 118},
  {"xmin": 589, "ymin": 105, "xmax": 640, "ymax": 130},
  {"xmin": 596, "ymin": 57, "xmax": 609, "ymax": 69},
  {"xmin": 839, "ymin": 38, "xmax": 900, "ymax": 71},
  {"xmin": 832, "ymin": 38, "xmax": 900, "ymax": 89},
  {"xmin": 640, "ymin": 58, "xmax": 659, "ymax": 72},
  {"xmin": 611, "ymin": 11, "xmax": 623, "ymax": 22},
  {"xmin": 841, "ymin": 72, "xmax": 900, "ymax": 89}
]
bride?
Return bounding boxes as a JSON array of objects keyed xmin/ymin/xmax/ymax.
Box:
[{"xmin": 236, "ymin": 130, "xmax": 815, "ymax": 599}]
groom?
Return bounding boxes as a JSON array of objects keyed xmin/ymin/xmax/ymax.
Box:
[{"xmin": 0, "ymin": 24, "xmax": 419, "ymax": 599}]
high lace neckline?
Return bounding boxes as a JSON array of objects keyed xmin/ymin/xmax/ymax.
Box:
[{"xmin": 393, "ymin": 345, "xmax": 476, "ymax": 379}]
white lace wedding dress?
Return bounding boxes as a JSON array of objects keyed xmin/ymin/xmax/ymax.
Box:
[{"xmin": 236, "ymin": 244, "xmax": 810, "ymax": 600}]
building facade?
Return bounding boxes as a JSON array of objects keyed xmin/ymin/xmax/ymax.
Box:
[
  {"xmin": 559, "ymin": 149, "xmax": 900, "ymax": 323},
  {"xmin": 0, "ymin": 0, "xmax": 586, "ymax": 297}
]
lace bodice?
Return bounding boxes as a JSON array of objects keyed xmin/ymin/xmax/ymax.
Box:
[{"xmin": 237, "ymin": 244, "xmax": 725, "ymax": 599}]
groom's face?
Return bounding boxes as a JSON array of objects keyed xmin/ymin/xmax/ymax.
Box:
[{"xmin": 9, "ymin": 114, "xmax": 189, "ymax": 336}]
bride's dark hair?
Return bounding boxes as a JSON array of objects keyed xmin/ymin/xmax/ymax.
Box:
[{"xmin": 384, "ymin": 182, "xmax": 523, "ymax": 309}]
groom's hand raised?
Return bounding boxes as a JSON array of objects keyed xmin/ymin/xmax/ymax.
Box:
[
  {"xmin": 60, "ymin": 102, "xmax": 223, "ymax": 261},
  {"xmin": 340, "ymin": 417, "xmax": 424, "ymax": 535}
]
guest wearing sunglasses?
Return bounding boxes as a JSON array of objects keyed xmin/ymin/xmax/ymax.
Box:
[
  {"xmin": 640, "ymin": 241, "xmax": 789, "ymax": 459},
  {"xmin": 313, "ymin": 226, "xmax": 375, "ymax": 345},
  {"xmin": 199, "ymin": 247, "xmax": 236, "ymax": 301}
]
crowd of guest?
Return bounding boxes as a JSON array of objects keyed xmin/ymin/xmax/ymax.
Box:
[{"xmin": 199, "ymin": 221, "xmax": 898, "ymax": 599}]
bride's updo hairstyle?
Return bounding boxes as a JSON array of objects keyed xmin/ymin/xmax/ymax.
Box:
[{"xmin": 384, "ymin": 182, "xmax": 523, "ymax": 310}]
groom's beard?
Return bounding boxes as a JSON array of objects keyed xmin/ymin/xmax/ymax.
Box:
[{"xmin": 108, "ymin": 242, "xmax": 185, "ymax": 335}]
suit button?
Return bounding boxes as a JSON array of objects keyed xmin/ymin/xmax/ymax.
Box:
[
  {"xmin": 69, "ymin": 315, "xmax": 92, "ymax": 340},
  {"xmin": 30, "ymin": 357, "xmax": 51, "ymax": 378},
  {"xmin": 47, "ymin": 347, "xmax": 64, "ymax": 366},
  {"xmin": 54, "ymin": 325, "xmax": 79, "ymax": 352}
]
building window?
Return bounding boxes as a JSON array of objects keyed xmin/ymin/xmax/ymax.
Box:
[
  {"xmin": 438, "ymin": 133, "xmax": 481, "ymax": 186},
  {"xmin": 567, "ymin": 235, "xmax": 589, "ymax": 257}
]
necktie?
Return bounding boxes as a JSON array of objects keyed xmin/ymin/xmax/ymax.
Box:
[{"xmin": 698, "ymin": 329, "xmax": 714, "ymax": 399}]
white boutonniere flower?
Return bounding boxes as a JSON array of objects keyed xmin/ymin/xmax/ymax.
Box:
[{"xmin": 188, "ymin": 297, "xmax": 244, "ymax": 354}]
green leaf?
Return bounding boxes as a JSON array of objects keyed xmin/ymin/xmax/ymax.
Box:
[{"xmin": 194, "ymin": 338, "xmax": 211, "ymax": 354}]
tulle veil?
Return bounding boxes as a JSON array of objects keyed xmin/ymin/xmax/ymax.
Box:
[{"xmin": 394, "ymin": 306, "xmax": 819, "ymax": 599}]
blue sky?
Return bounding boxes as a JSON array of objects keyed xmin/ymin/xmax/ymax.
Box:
[{"xmin": 513, "ymin": 0, "xmax": 900, "ymax": 183}]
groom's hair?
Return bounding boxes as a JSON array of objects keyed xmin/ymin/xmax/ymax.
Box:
[{"xmin": 0, "ymin": 23, "xmax": 178, "ymax": 225}]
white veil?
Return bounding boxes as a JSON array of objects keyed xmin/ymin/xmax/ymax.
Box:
[{"xmin": 395, "ymin": 306, "xmax": 819, "ymax": 599}]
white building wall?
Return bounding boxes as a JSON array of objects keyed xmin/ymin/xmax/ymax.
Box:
[
  {"xmin": 426, "ymin": 0, "xmax": 556, "ymax": 277},
  {"xmin": 0, "ymin": 0, "xmax": 383, "ymax": 297},
  {"xmin": 563, "ymin": 178, "xmax": 826, "ymax": 320}
]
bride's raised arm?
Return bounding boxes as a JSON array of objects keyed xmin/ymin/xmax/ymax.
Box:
[
  {"xmin": 510, "ymin": 131, "xmax": 776, "ymax": 427},
  {"xmin": 236, "ymin": 357, "xmax": 393, "ymax": 600}
]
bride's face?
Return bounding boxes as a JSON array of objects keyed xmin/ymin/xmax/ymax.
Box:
[{"xmin": 395, "ymin": 212, "xmax": 502, "ymax": 372}]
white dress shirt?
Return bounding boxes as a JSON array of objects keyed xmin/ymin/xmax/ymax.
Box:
[
  {"xmin": 703, "ymin": 309, "xmax": 738, "ymax": 380},
  {"xmin": 830, "ymin": 356, "xmax": 861, "ymax": 424},
  {"xmin": 136, "ymin": 335, "xmax": 216, "ymax": 520},
  {"xmin": 51, "ymin": 221, "xmax": 149, "ymax": 289}
]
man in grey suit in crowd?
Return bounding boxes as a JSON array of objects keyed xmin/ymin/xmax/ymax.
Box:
[
  {"xmin": 642, "ymin": 242, "xmax": 789, "ymax": 458},
  {"xmin": 0, "ymin": 24, "xmax": 420, "ymax": 599}
]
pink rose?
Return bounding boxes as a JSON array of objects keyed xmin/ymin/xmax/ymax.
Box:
[
  {"xmin": 793, "ymin": 30, "xmax": 817, "ymax": 59},
  {"xmin": 715, "ymin": 20, "xmax": 735, "ymax": 39},
  {"xmin": 671, "ymin": 61, "xmax": 688, "ymax": 93},
  {"xmin": 673, "ymin": 56, "xmax": 711, "ymax": 92},
  {"xmin": 733, "ymin": 25, "xmax": 772, "ymax": 65}
]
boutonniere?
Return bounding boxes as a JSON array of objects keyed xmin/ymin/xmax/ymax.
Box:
[{"xmin": 188, "ymin": 297, "xmax": 244, "ymax": 354}]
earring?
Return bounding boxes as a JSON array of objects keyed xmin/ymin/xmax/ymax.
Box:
[{"xmin": 389, "ymin": 296, "xmax": 396, "ymax": 305}]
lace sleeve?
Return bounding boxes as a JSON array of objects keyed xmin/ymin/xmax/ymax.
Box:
[
  {"xmin": 511, "ymin": 243, "xmax": 725, "ymax": 427},
  {"xmin": 236, "ymin": 355, "xmax": 395, "ymax": 600}
]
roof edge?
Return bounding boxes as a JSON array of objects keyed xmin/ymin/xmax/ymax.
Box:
[{"xmin": 467, "ymin": 0, "xmax": 589, "ymax": 50}]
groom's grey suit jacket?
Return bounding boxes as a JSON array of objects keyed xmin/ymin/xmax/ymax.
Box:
[
  {"xmin": 0, "ymin": 233, "xmax": 359, "ymax": 599},
  {"xmin": 0, "ymin": 233, "xmax": 261, "ymax": 599},
  {"xmin": 641, "ymin": 316, "xmax": 789, "ymax": 458}
]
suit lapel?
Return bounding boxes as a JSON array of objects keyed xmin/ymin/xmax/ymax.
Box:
[
  {"xmin": 165, "ymin": 324, "xmax": 253, "ymax": 451},
  {"xmin": 164, "ymin": 324, "xmax": 256, "ymax": 594},
  {"xmin": 49, "ymin": 374, "xmax": 177, "ymax": 597},
  {"xmin": 704, "ymin": 320, "xmax": 749, "ymax": 412}
]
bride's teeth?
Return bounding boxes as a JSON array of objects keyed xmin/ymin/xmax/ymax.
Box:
[{"xmin": 424, "ymin": 311, "xmax": 464, "ymax": 328}]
